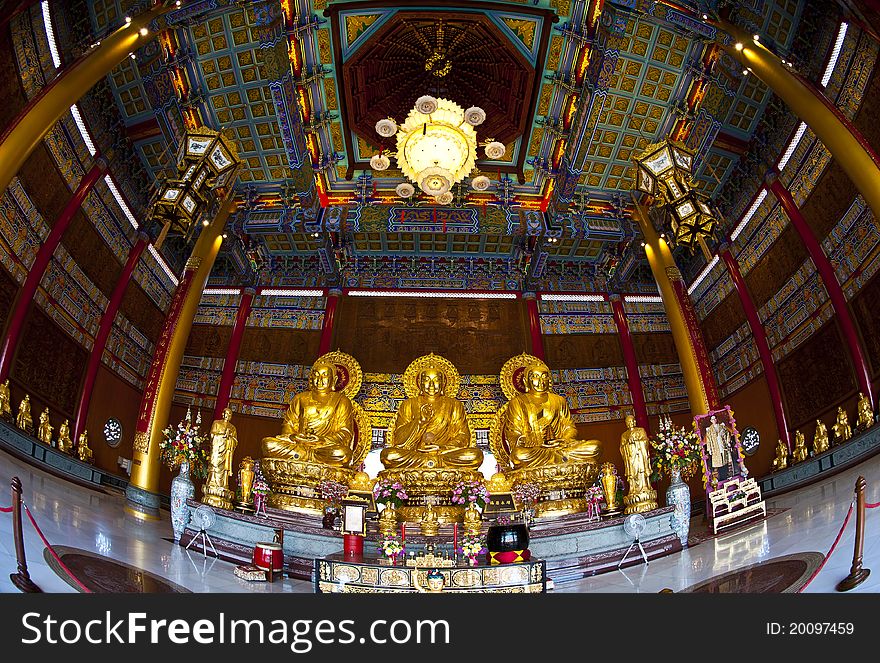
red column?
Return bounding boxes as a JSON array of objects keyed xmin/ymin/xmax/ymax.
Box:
[
  {"xmin": 609, "ymin": 295, "xmax": 649, "ymax": 431},
  {"xmin": 523, "ymin": 292, "xmax": 545, "ymax": 360},
  {"xmin": 720, "ymin": 246, "xmax": 792, "ymax": 451},
  {"xmin": 0, "ymin": 158, "xmax": 107, "ymax": 381},
  {"xmin": 72, "ymin": 232, "xmax": 148, "ymax": 443},
  {"xmin": 767, "ymin": 171, "xmax": 873, "ymax": 408},
  {"xmin": 213, "ymin": 287, "xmax": 254, "ymax": 419},
  {"xmin": 318, "ymin": 288, "xmax": 340, "ymax": 357}
]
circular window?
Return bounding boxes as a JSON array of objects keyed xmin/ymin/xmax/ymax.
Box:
[
  {"xmin": 740, "ymin": 426, "xmax": 760, "ymax": 456},
  {"xmin": 103, "ymin": 418, "xmax": 122, "ymax": 448}
]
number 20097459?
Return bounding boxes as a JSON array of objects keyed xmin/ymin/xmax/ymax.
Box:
[{"xmin": 769, "ymin": 623, "xmax": 855, "ymax": 635}]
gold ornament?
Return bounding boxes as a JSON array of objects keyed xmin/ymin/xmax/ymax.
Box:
[
  {"xmin": 832, "ymin": 406, "xmax": 852, "ymax": 444},
  {"xmin": 76, "ymin": 431, "xmax": 93, "ymax": 464},
  {"xmin": 599, "ymin": 462, "xmax": 622, "ymax": 517},
  {"xmin": 37, "ymin": 408, "xmax": 52, "ymax": 446},
  {"xmin": 812, "ymin": 420, "xmax": 829, "ymax": 456},
  {"xmin": 0, "ymin": 378, "xmax": 11, "ymax": 417},
  {"xmin": 771, "ymin": 439, "xmax": 789, "ymax": 472},
  {"xmin": 792, "ymin": 430, "xmax": 808, "ymax": 464},
  {"xmin": 56, "ymin": 419, "xmax": 73, "ymax": 454},
  {"xmin": 620, "ymin": 414, "xmax": 657, "ymax": 514},
  {"xmin": 857, "ymin": 392, "xmax": 874, "ymax": 430},
  {"xmin": 16, "ymin": 394, "xmax": 32, "ymax": 433}
]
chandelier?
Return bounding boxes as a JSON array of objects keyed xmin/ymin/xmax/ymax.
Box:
[
  {"xmin": 369, "ymin": 95, "xmax": 505, "ymax": 204},
  {"xmin": 632, "ymin": 137, "xmax": 717, "ymax": 256}
]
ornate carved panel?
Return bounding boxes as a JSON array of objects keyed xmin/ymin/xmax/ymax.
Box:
[
  {"xmin": 11, "ymin": 307, "xmax": 88, "ymax": 417},
  {"xmin": 17, "ymin": 146, "xmax": 70, "ymax": 224},
  {"xmin": 0, "ymin": 266, "xmax": 18, "ymax": 331},
  {"xmin": 632, "ymin": 333, "xmax": 679, "ymax": 365},
  {"xmin": 334, "ymin": 297, "xmax": 529, "ymax": 375},
  {"xmin": 0, "ymin": 29, "xmax": 26, "ymax": 132},
  {"xmin": 121, "ymin": 283, "xmax": 165, "ymax": 344},
  {"xmin": 745, "ymin": 224, "xmax": 809, "ymax": 309},
  {"xmin": 63, "ymin": 210, "xmax": 122, "ymax": 298},
  {"xmin": 238, "ymin": 328, "xmax": 321, "ymax": 366},
  {"xmin": 851, "ymin": 270, "xmax": 880, "ymax": 377},
  {"xmin": 801, "ymin": 161, "xmax": 857, "ymax": 240},
  {"xmin": 544, "ymin": 333, "xmax": 623, "ymax": 369},
  {"xmin": 184, "ymin": 324, "xmax": 234, "ymax": 358},
  {"xmin": 854, "ymin": 63, "xmax": 880, "ymax": 154},
  {"xmin": 701, "ymin": 290, "xmax": 746, "ymax": 351},
  {"xmin": 777, "ymin": 320, "xmax": 856, "ymax": 427}
]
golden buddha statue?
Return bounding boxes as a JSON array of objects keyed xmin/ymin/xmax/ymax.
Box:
[
  {"xmin": 489, "ymin": 354, "xmax": 602, "ymax": 518},
  {"xmin": 419, "ymin": 499, "xmax": 440, "ymax": 537},
  {"xmin": 236, "ymin": 456, "xmax": 256, "ymax": 510},
  {"xmin": 0, "ymin": 378, "xmax": 11, "ymax": 418},
  {"xmin": 620, "ymin": 414, "xmax": 658, "ymax": 514},
  {"xmin": 832, "ymin": 406, "xmax": 851, "ymax": 445},
  {"xmin": 16, "ymin": 394, "xmax": 32, "ymax": 433},
  {"xmin": 260, "ymin": 351, "xmax": 371, "ymax": 514},
  {"xmin": 771, "ymin": 439, "xmax": 788, "ymax": 472},
  {"xmin": 37, "ymin": 408, "xmax": 53, "ymax": 446},
  {"xmin": 202, "ymin": 407, "xmax": 238, "ymax": 510},
  {"xmin": 812, "ymin": 420, "xmax": 829, "ymax": 455},
  {"xmin": 792, "ymin": 430, "xmax": 808, "ymax": 464},
  {"xmin": 57, "ymin": 419, "xmax": 73, "ymax": 453},
  {"xmin": 378, "ymin": 354, "xmax": 484, "ymax": 523},
  {"xmin": 77, "ymin": 431, "xmax": 93, "ymax": 464},
  {"xmin": 857, "ymin": 392, "xmax": 874, "ymax": 430}
]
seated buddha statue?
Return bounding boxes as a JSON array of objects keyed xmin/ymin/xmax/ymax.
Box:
[
  {"xmin": 771, "ymin": 439, "xmax": 788, "ymax": 472},
  {"xmin": 792, "ymin": 430, "xmax": 808, "ymax": 464},
  {"xmin": 812, "ymin": 419, "xmax": 829, "ymax": 455},
  {"xmin": 381, "ymin": 362, "xmax": 482, "ymax": 471},
  {"xmin": 856, "ymin": 392, "xmax": 874, "ymax": 430},
  {"xmin": 262, "ymin": 361, "xmax": 356, "ymax": 467},
  {"xmin": 505, "ymin": 363, "xmax": 600, "ymax": 469},
  {"xmin": 832, "ymin": 406, "xmax": 852, "ymax": 445}
]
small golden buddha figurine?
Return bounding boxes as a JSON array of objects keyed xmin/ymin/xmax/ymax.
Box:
[
  {"xmin": 812, "ymin": 420, "xmax": 829, "ymax": 455},
  {"xmin": 857, "ymin": 392, "xmax": 874, "ymax": 430},
  {"xmin": 262, "ymin": 361, "xmax": 357, "ymax": 467},
  {"xmin": 832, "ymin": 406, "xmax": 852, "ymax": 445},
  {"xmin": 503, "ymin": 362, "xmax": 600, "ymax": 469},
  {"xmin": 381, "ymin": 361, "xmax": 482, "ymax": 471},
  {"xmin": 620, "ymin": 415, "xmax": 657, "ymax": 514},
  {"xmin": 420, "ymin": 500, "xmax": 440, "ymax": 537},
  {"xmin": 37, "ymin": 408, "xmax": 53, "ymax": 446},
  {"xmin": 462, "ymin": 502, "xmax": 481, "ymax": 536},
  {"xmin": 16, "ymin": 394, "xmax": 32, "ymax": 433},
  {"xmin": 771, "ymin": 439, "xmax": 788, "ymax": 472},
  {"xmin": 237, "ymin": 456, "xmax": 256, "ymax": 508},
  {"xmin": 203, "ymin": 407, "xmax": 238, "ymax": 509},
  {"xmin": 0, "ymin": 378, "xmax": 11, "ymax": 418},
  {"xmin": 77, "ymin": 431, "xmax": 93, "ymax": 464},
  {"xmin": 792, "ymin": 430, "xmax": 808, "ymax": 464},
  {"xmin": 56, "ymin": 419, "xmax": 73, "ymax": 453}
]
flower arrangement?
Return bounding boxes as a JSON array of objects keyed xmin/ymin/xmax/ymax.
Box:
[
  {"xmin": 377, "ymin": 533, "xmax": 404, "ymax": 559},
  {"xmin": 650, "ymin": 422, "xmax": 702, "ymax": 483},
  {"xmin": 252, "ymin": 460, "xmax": 270, "ymax": 497},
  {"xmin": 159, "ymin": 408, "xmax": 208, "ymax": 479},
  {"xmin": 512, "ymin": 481, "xmax": 540, "ymax": 507},
  {"xmin": 450, "ymin": 479, "xmax": 490, "ymax": 511},
  {"xmin": 458, "ymin": 533, "xmax": 486, "ymax": 558},
  {"xmin": 318, "ymin": 479, "xmax": 348, "ymax": 508},
  {"xmin": 372, "ymin": 477, "xmax": 408, "ymax": 509}
]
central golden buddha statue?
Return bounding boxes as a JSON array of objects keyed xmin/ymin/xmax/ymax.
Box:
[
  {"xmin": 490, "ymin": 353, "xmax": 602, "ymax": 517},
  {"xmin": 260, "ymin": 352, "xmax": 372, "ymax": 514},
  {"xmin": 378, "ymin": 353, "xmax": 484, "ymax": 522}
]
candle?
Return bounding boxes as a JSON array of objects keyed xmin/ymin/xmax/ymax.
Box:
[
  {"xmin": 400, "ymin": 523, "xmax": 405, "ymax": 545},
  {"xmin": 453, "ymin": 523, "xmax": 458, "ymax": 556}
]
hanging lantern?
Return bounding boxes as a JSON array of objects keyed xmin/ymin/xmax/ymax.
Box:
[{"xmin": 632, "ymin": 138, "xmax": 694, "ymax": 199}]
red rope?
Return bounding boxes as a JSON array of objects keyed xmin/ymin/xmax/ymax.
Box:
[
  {"xmin": 0, "ymin": 505, "xmax": 12, "ymax": 513},
  {"xmin": 866, "ymin": 501, "xmax": 879, "ymax": 509},
  {"xmin": 798, "ymin": 502, "xmax": 854, "ymax": 593},
  {"xmin": 22, "ymin": 503, "xmax": 92, "ymax": 593}
]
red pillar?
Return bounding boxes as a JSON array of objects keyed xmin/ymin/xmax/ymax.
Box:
[
  {"xmin": 0, "ymin": 158, "xmax": 107, "ymax": 381},
  {"xmin": 720, "ymin": 246, "xmax": 792, "ymax": 451},
  {"xmin": 73, "ymin": 232, "xmax": 149, "ymax": 443},
  {"xmin": 609, "ymin": 295, "xmax": 649, "ymax": 431},
  {"xmin": 767, "ymin": 171, "xmax": 873, "ymax": 408},
  {"xmin": 213, "ymin": 287, "xmax": 254, "ymax": 419},
  {"xmin": 318, "ymin": 288, "xmax": 340, "ymax": 357},
  {"xmin": 523, "ymin": 292, "xmax": 545, "ymax": 360}
]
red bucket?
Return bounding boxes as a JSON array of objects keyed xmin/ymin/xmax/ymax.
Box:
[{"xmin": 253, "ymin": 542, "xmax": 283, "ymax": 572}]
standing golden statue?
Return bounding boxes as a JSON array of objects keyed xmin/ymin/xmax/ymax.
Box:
[
  {"xmin": 16, "ymin": 394, "xmax": 32, "ymax": 433},
  {"xmin": 202, "ymin": 407, "xmax": 238, "ymax": 510},
  {"xmin": 0, "ymin": 378, "xmax": 11, "ymax": 418},
  {"xmin": 771, "ymin": 439, "xmax": 788, "ymax": 471},
  {"xmin": 261, "ymin": 351, "xmax": 371, "ymax": 514},
  {"xmin": 77, "ymin": 431, "xmax": 93, "ymax": 464},
  {"xmin": 832, "ymin": 406, "xmax": 851, "ymax": 444},
  {"xmin": 792, "ymin": 430, "xmax": 808, "ymax": 464},
  {"xmin": 620, "ymin": 414, "xmax": 657, "ymax": 514},
  {"xmin": 489, "ymin": 354, "xmax": 601, "ymax": 517},
  {"xmin": 235, "ymin": 456, "xmax": 256, "ymax": 512},
  {"xmin": 856, "ymin": 393, "xmax": 874, "ymax": 430},
  {"xmin": 37, "ymin": 407, "xmax": 53, "ymax": 446},
  {"xmin": 378, "ymin": 353, "xmax": 483, "ymax": 523},
  {"xmin": 812, "ymin": 420, "xmax": 829, "ymax": 455},
  {"xmin": 56, "ymin": 419, "xmax": 73, "ymax": 454}
]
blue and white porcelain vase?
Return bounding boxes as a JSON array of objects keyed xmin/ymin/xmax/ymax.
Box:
[
  {"xmin": 170, "ymin": 461, "xmax": 195, "ymax": 542},
  {"xmin": 666, "ymin": 468, "xmax": 690, "ymax": 546}
]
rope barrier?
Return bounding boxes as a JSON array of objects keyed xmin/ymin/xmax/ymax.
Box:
[
  {"xmin": 22, "ymin": 503, "xmax": 92, "ymax": 593},
  {"xmin": 0, "ymin": 505, "xmax": 12, "ymax": 513},
  {"xmin": 798, "ymin": 501, "xmax": 854, "ymax": 593},
  {"xmin": 865, "ymin": 501, "xmax": 879, "ymax": 509}
]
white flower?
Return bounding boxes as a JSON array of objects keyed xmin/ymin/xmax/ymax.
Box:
[
  {"xmin": 395, "ymin": 182, "xmax": 415, "ymax": 198},
  {"xmin": 415, "ymin": 95, "xmax": 438, "ymax": 114},
  {"xmin": 375, "ymin": 118, "xmax": 397, "ymax": 137},
  {"xmin": 464, "ymin": 106, "xmax": 486, "ymax": 126},
  {"xmin": 434, "ymin": 191, "xmax": 453, "ymax": 205},
  {"xmin": 484, "ymin": 141, "xmax": 506, "ymax": 159},
  {"xmin": 370, "ymin": 154, "xmax": 390, "ymax": 171},
  {"xmin": 471, "ymin": 175, "xmax": 490, "ymax": 191}
]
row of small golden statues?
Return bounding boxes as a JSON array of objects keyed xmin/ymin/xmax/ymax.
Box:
[
  {"xmin": 771, "ymin": 392, "xmax": 874, "ymax": 471},
  {"xmin": 200, "ymin": 351, "xmax": 658, "ymax": 523},
  {"xmin": 0, "ymin": 380, "xmax": 93, "ymax": 463}
]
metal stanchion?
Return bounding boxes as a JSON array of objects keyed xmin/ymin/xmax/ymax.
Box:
[
  {"xmin": 9, "ymin": 477, "xmax": 41, "ymax": 593},
  {"xmin": 837, "ymin": 476, "xmax": 871, "ymax": 591}
]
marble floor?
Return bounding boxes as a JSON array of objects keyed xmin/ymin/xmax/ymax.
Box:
[{"xmin": 0, "ymin": 447, "xmax": 878, "ymax": 593}]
